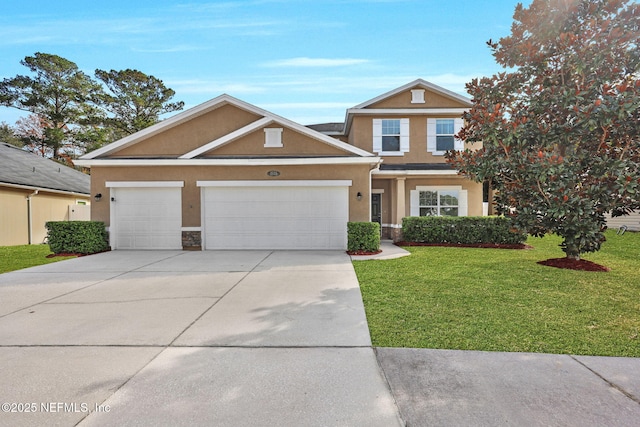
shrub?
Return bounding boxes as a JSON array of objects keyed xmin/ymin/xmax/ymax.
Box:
[
  {"xmin": 45, "ymin": 221, "xmax": 109, "ymax": 254},
  {"xmin": 401, "ymin": 216, "xmax": 527, "ymax": 245},
  {"xmin": 347, "ymin": 222, "xmax": 381, "ymax": 252}
]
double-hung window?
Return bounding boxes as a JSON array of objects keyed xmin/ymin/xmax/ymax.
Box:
[
  {"xmin": 427, "ymin": 118, "xmax": 464, "ymax": 155},
  {"xmin": 436, "ymin": 119, "xmax": 455, "ymax": 151},
  {"xmin": 372, "ymin": 118, "xmax": 410, "ymax": 155},
  {"xmin": 381, "ymin": 119, "xmax": 400, "ymax": 152},
  {"xmin": 410, "ymin": 186, "xmax": 468, "ymax": 217}
]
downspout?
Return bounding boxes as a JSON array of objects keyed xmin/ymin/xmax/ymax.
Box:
[{"xmin": 26, "ymin": 190, "xmax": 39, "ymax": 244}]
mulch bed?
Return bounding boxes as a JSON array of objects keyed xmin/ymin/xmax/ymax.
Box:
[
  {"xmin": 395, "ymin": 241, "xmax": 533, "ymax": 250},
  {"xmin": 347, "ymin": 250, "xmax": 383, "ymax": 256},
  {"xmin": 46, "ymin": 249, "xmax": 111, "ymax": 258},
  {"xmin": 394, "ymin": 242, "xmax": 609, "ymax": 271},
  {"xmin": 537, "ymin": 257, "xmax": 610, "ymax": 272}
]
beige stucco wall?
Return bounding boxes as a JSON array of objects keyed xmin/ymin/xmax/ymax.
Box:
[
  {"xmin": 0, "ymin": 186, "xmax": 90, "ymax": 246},
  {"xmin": 368, "ymin": 87, "xmax": 470, "ymax": 109},
  {"xmin": 113, "ymin": 104, "xmax": 262, "ymax": 157},
  {"xmin": 372, "ymin": 176, "xmax": 483, "ymax": 225},
  {"xmin": 0, "ymin": 187, "xmax": 28, "ymax": 246},
  {"xmin": 90, "ymin": 164, "xmax": 373, "ymax": 227},
  {"xmin": 349, "ymin": 116, "xmax": 479, "ymax": 164},
  {"xmin": 207, "ymin": 127, "xmax": 352, "ymax": 157}
]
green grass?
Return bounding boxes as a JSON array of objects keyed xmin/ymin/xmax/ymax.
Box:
[
  {"xmin": 354, "ymin": 231, "xmax": 640, "ymax": 356},
  {"xmin": 0, "ymin": 245, "xmax": 76, "ymax": 274}
]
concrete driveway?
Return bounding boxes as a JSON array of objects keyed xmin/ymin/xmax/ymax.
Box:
[{"xmin": 0, "ymin": 250, "xmax": 402, "ymax": 426}]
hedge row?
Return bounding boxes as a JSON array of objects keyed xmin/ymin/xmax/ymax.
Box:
[
  {"xmin": 45, "ymin": 221, "xmax": 109, "ymax": 254},
  {"xmin": 347, "ymin": 222, "xmax": 381, "ymax": 252},
  {"xmin": 401, "ymin": 216, "xmax": 527, "ymax": 245}
]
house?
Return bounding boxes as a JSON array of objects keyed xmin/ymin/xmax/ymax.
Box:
[
  {"xmin": 310, "ymin": 79, "xmax": 483, "ymax": 240},
  {"xmin": 75, "ymin": 79, "xmax": 483, "ymax": 250},
  {"xmin": 0, "ymin": 143, "xmax": 91, "ymax": 246}
]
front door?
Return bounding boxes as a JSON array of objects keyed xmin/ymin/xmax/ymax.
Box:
[{"xmin": 371, "ymin": 193, "xmax": 381, "ymax": 225}]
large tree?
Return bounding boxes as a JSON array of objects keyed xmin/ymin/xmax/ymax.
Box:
[
  {"xmin": 0, "ymin": 122, "xmax": 22, "ymax": 147},
  {"xmin": 95, "ymin": 68, "xmax": 184, "ymax": 140},
  {"xmin": 447, "ymin": 0, "xmax": 640, "ymax": 260},
  {"xmin": 0, "ymin": 52, "xmax": 103, "ymax": 162}
]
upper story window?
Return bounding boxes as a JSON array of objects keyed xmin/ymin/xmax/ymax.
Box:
[
  {"xmin": 382, "ymin": 119, "xmax": 400, "ymax": 151},
  {"xmin": 372, "ymin": 118, "xmax": 409, "ymax": 156},
  {"xmin": 436, "ymin": 119, "xmax": 455, "ymax": 151},
  {"xmin": 427, "ymin": 118, "xmax": 464, "ymax": 156}
]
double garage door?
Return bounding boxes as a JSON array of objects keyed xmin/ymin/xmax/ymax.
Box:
[{"xmin": 109, "ymin": 181, "xmax": 350, "ymax": 250}]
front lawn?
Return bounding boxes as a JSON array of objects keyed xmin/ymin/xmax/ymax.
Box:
[
  {"xmin": 0, "ymin": 245, "xmax": 76, "ymax": 274},
  {"xmin": 354, "ymin": 231, "xmax": 640, "ymax": 357}
]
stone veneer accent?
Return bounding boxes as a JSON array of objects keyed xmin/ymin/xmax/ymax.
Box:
[{"xmin": 182, "ymin": 231, "xmax": 202, "ymax": 250}]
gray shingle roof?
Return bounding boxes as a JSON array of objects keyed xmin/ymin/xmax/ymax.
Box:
[
  {"xmin": 379, "ymin": 163, "xmax": 455, "ymax": 171},
  {"xmin": 0, "ymin": 143, "xmax": 90, "ymax": 195},
  {"xmin": 306, "ymin": 122, "xmax": 345, "ymax": 134}
]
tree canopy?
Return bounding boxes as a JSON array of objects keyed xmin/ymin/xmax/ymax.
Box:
[
  {"xmin": 95, "ymin": 68, "xmax": 184, "ymax": 140},
  {"xmin": 0, "ymin": 53, "xmax": 184, "ymax": 163},
  {"xmin": 0, "ymin": 53, "xmax": 102, "ymax": 161},
  {"xmin": 447, "ymin": 0, "xmax": 640, "ymax": 260}
]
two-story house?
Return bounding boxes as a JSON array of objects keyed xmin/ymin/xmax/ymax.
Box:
[
  {"xmin": 76, "ymin": 79, "xmax": 483, "ymax": 250},
  {"xmin": 310, "ymin": 79, "xmax": 483, "ymax": 240}
]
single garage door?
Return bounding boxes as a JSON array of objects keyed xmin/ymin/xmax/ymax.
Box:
[
  {"xmin": 108, "ymin": 182, "xmax": 183, "ymax": 250},
  {"xmin": 199, "ymin": 181, "xmax": 350, "ymax": 250}
]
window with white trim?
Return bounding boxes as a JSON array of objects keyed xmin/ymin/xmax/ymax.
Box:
[
  {"xmin": 419, "ymin": 190, "xmax": 459, "ymax": 216},
  {"xmin": 410, "ymin": 186, "xmax": 468, "ymax": 217},
  {"xmin": 382, "ymin": 119, "xmax": 400, "ymax": 152},
  {"xmin": 372, "ymin": 118, "xmax": 410, "ymax": 155},
  {"xmin": 436, "ymin": 119, "xmax": 455, "ymax": 151},
  {"xmin": 427, "ymin": 118, "xmax": 464, "ymax": 155}
]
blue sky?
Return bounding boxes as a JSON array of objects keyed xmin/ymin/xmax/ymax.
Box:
[{"xmin": 1, "ymin": 0, "xmax": 529, "ymax": 126}]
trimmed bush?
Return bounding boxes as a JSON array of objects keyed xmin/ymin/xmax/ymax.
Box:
[
  {"xmin": 401, "ymin": 216, "xmax": 527, "ymax": 245},
  {"xmin": 45, "ymin": 221, "xmax": 109, "ymax": 254},
  {"xmin": 347, "ymin": 222, "xmax": 381, "ymax": 252}
]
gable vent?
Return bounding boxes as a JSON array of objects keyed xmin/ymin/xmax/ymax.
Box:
[
  {"xmin": 264, "ymin": 128, "xmax": 283, "ymax": 148},
  {"xmin": 411, "ymin": 89, "xmax": 425, "ymax": 104}
]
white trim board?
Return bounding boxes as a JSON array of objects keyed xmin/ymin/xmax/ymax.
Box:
[
  {"xmin": 106, "ymin": 181, "xmax": 185, "ymax": 188},
  {"xmin": 76, "ymin": 157, "xmax": 381, "ymax": 167},
  {"xmin": 197, "ymin": 180, "xmax": 352, "ymax": 187}
]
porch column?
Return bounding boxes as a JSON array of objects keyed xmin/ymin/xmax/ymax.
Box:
[{"xmin": 393, "ymin": 178, "xmax": 406, "ymax": 241}]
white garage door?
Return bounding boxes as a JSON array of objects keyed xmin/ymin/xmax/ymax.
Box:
[
  {"xmin": 108, "ymin": 183, "xmax": 183, "ymax": 250},
  {"xmin": 200, "ymin": 181, "xmax": 350, "ymax": 250}
]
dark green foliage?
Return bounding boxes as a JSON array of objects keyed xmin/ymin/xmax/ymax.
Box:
[
  {"xmin": 45, "ymin": 221, "xmax": 109, "ymax": 254},
  {"xmin": 347, "ymin": 222, "xmax": 380, "ymax": 252},
  {"xmin": 447, "ymin": 0, "xmax": 640, "ymax": 260},
  {"xmin": 401, "ymin": 216, "xmax": 527, "ymax": 245}
]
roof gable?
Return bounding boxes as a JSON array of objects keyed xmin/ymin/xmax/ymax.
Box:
[
  {"xmin": 81, "ymin": 94, "xmax": 373, "ymax": 161},
  {"xmin": 0, "ymin": 143, "xmax": 90, "ymax": 194},
  {"xmin": 352, "ymin": 79, "xmax": 472, "ymax": 110}
]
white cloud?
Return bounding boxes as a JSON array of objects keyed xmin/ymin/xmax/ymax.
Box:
[{"xmin": 262, "ymin": 57, "xmax": 371, "ymax": 68}]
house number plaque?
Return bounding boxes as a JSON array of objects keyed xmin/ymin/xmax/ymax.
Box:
[{"xmin": 267, "ymin": 170, "xmax": 280, "ymax": 177}]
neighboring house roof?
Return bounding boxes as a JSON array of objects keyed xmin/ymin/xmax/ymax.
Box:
[
  {"xmin": 0, "ymin": 143, "xmax": 90, "ymax": 195},
  {"xmin": 79, "ymin": 94, "xmax": 374, "ymax": 164}
]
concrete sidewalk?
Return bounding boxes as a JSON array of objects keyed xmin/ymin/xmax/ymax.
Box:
[
  {"xmin": 0, "ymin": 250, "xmax": 402, "ymax": 426},
  {"xmin": 1, "ymin": 250, "xmax": 639, "ymax": 426},
  {"xmin": 377, "ymin": 348, "xmax": 640, "ymax": 427}
]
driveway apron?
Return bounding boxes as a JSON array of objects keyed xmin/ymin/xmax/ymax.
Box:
[{"xmin": 0, "ymin": 250, "xmax": 402, "ymax": 427}]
